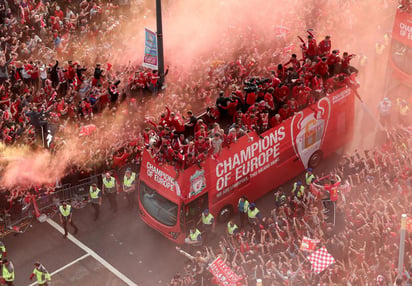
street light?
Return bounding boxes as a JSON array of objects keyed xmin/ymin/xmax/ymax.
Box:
[
  {"xmin": 398, "ymin": 213, "xmax": 407, "ymax": 279},
  {"xmin": 156, "ymin": 0, "xmax": 165, "ymax": 87}
]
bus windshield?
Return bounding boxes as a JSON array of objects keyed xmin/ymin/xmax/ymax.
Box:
[
  {"xmin": 391, "ymin": 38, "xmax": 412, "ymax": 74},
  {"xmin": 139, "ymin": 181, "xmax": 178, "ymax": 226}
]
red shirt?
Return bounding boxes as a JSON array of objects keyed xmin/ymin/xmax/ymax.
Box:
[
  {"xmin": 246, "ymin": 92, "xmax": 257, "ymax": 106},
  {"xmin": 275, "ymin": 85, "xmax": 289, "ymax": 103},
  {"xmin": 313, "ymin": 61, "xmax": 329, "ymax": 76},
  {"xmin": 318, "ymin": 39, "xmax": 331, "ymax": 55}
]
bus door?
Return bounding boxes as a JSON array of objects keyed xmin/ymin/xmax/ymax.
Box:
[{"xmin": 182, "ymin": 193, "xmax": 209, "ymax": 234}]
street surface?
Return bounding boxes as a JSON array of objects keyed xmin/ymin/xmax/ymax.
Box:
[{"xmin": 4, "ymin": 153, "xmax": 345, "ymax": 286}]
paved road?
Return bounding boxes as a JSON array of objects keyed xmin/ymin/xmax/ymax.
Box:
[{"xmin": 3, "ymin": 154, "xmax": 341, "ymax": 286}]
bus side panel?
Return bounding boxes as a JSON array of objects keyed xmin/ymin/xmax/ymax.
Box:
[{"xmin": 207, "ymin": 87, "xmax": 356, "ymax": 215}]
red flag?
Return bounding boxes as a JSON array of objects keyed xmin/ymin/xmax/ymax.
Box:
[{"xmin": 307, "ymin": 246, "xmax": 335, "ymax": 273}]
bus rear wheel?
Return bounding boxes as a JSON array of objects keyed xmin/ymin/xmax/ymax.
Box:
[
  {"xmin": 218, "ymin": 206, "xmax": 233, "ymax": 223},
  {"xmin": 308, "ymin": 150, "xmax": 323, "ymax": 169}
]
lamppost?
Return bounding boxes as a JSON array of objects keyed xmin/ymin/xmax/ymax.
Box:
[
  {"xmin": 398, "ymin": 214, "xmax": 407, "ymax": 279},
  {"xmin": 156, "ymin": 0, "xmax": 165, "ymax": 87}
]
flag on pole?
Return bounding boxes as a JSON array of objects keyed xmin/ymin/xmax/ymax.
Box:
[
  {"xmin": 143, "ymin": 27, "xmax": 158, "ymax": 70},
  {"xmin": 307, "ymin": 246, "xmax": 335, "ymax": 273},
  {"xmin": 300, "ymin": 236, "xmax": 320, "ymax": 252}
]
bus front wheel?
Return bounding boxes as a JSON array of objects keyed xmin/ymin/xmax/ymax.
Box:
[
  {"xmin": 218, "ymin": 206, "xmax": 233, "ymax": 223},
  {"xmin": 308, "ymin": 151, "xmax": 323, "ymax": 169}
]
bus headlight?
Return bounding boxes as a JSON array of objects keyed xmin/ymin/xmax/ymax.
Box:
[{"xmin": 169, "ymin": 232, "xmax": 179, "ymax": 239}]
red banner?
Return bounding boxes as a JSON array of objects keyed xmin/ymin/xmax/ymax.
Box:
[
  {"xmin": 300, "ymin": 236, "xmax": 320, "ymax": 252},
  {"xmin": 208, "ymin": 257, "xmax": 242, "ymax": 286}
]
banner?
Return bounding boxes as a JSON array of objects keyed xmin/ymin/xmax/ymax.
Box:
[
  {"xmin": 208, "ymin": 257, "xmax": 242, "ymax": 286},
  {"xmin": 300, "ymin": 236, "xmax": 320, "ymax": 252},
  {"xmin": 143, "ymin": 27, "xmax": 158, "ymax": 70}
]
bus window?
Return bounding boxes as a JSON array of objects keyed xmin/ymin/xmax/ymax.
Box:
[{"xmin": 139, "ymin": 182, "xmax": 178, "ymax": 226}]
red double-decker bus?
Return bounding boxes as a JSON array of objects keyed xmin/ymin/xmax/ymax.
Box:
[
  {"xmin": 138, "ymin": 81, "xmax": 358, "ymax": 244},
  {"xmin": 386, "ymin": 8, "xmax": 412, "ymax": 102}
]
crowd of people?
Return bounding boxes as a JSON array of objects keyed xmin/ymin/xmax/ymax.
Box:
[
  {"xmin": 0, "ymin": 0, "xmax": 409, "ymax": 284},
  {"xmin": 170, "ymin": 127, "xmax": 412, "ymax": 285},
  {"xmin": 0, "ymin": 0, "xmax": 374, "ymax": 214}
]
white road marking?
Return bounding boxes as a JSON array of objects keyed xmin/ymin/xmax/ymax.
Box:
[
  {"xmin": 28, "ymin": 254, "xmax": 90, "ymax": 286},
  {"xmin": 47, "ymin": 219, "xmax": 138, "ymax": 286}
]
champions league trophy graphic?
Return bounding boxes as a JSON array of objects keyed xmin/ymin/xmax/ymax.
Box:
[{"xmin": 291, "ymin": 97, "xmax": 331, "ymax": 168}]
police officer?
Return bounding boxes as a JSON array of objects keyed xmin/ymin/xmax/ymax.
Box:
[
  {"xmin": 1, "ymin": 258, "xmax": 14, "ymax": 286},
  {"xmin": 123, "ymin": 168, "xmax": 136, "ymax": 209},
  {"xmin": 248, "ymin": 203, "xmax": 262, "ymax": 228},
  {"xmin": 29, "ymin": 262, "xmax": 51, "ymax": 286},
  {"xmin": 0, "ymin": 242, "xmax": 6, "ymax": 261},
  {"xmin": 274, "ymin": 188, "xmax": 287, "ymax": 208},
  {"xmin": 185, "ymin": 227, "xmax": 202, "ymax": 246},
  {"xmin": 59, "ymin": 201, "xmax": 78, "ymax": 238},
  {"xmin": 102, "ymin": 172, "xmax": 118, "ymax": 212},
  {"xmin": 89, "ymin": 183, "xmax": 102, "ymax": 220},
  {"xmin": 227, "ymin": 220, "xmax": 239, "ymax": 237},
  {"xmin": 292, "ymin": 181, "xmax": 305, "ymax": 200},
  {"xmin": 197, "ymin": 209, "xmax": 215, "ymax": 242},
  {"xmin": 305, "ymin": 168, "xmax": 315, "ymax": 186},
  {"xmin": 237, "ymin": 196, "xmax": 249, "ymax": 229}
]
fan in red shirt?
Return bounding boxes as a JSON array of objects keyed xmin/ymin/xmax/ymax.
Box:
[
  {"xmin": 278, "ymin": 104, "xmax": 292, "ymax": 121},
  {"xmin": 195, "ymin": 136, "xmax": 210, "ymax": 154},
  {"xmin": 287, "ymin": 98, "xmax": 299, "ymax": 114},
  {"xmin": 269, "ymin": 114, "xmax": 282, "ymax": 128},
  {"xmin": 326, "ymin": 50, "xmax": 341, "ymax": 76},
  {"xmin": 275, "ymin": 84, "xmax": 290, "ymax": 105},
  {"xmin": 169, "ymin": 112, "xmax": 185, "ymax": 133},
  {"xmin": 341, "ymin": 52, "xmax": 358, "ymax": 75},
  {"xmin": 269, "ymin": 72, "xmax": 281, "ymax": 89},
  {"xmin": 313, "ymin": 57, "xmax": 329, "ymax": 79},
  {"xmin": 306, "ymin": 30, "xmax": 318, "ymax": 60},
  {"xmin": 195, "ymin": 125, "xmax": 208, "ymax": 140},
  {"xmin": 263, "ymin": 88, "xmax": 275, "ymax": 112},
  {"xmin": 318, "ymin": 35, "xmax": 332, "ymax": 57},
  {"xmin": 284, "ymin": 54, "xmax": 301, "ymax": 70}
]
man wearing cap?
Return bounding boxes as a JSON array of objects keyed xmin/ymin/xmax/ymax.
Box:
[
  {"xmin": 247, "ymin": 203, "xmax": 262, "ymax": 228},
  {"xmin": 102, "ymin": 172, "xmax": 118, "ymax": 212},
  {"xmin": 30, "ymin": 262, "xmax": 51, "ymax": 286},
  {"xmin": 1, "ymin": 258, "xmax": 14, "ymax": 285},
  {"xmin": 237, "ymin": 196, "xmax": 249, "ymax": 229},
  {"xmin": 59, "ymin": 201, "xmax": 78, "ymax": 238},
  {"xmin": 197, "ymin": 209, "xmax": 215, "ymax": 242},
  {"xmin": 305, "ymin": 168, "xmax": 315, "ymax": 186},
  {"xmin": 123, "ymin": 168, "xmax": 136, "ymax": 209},
  {"xmin": 89, "ymin": 183, "xmax": 102, "ymax": 220}
]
